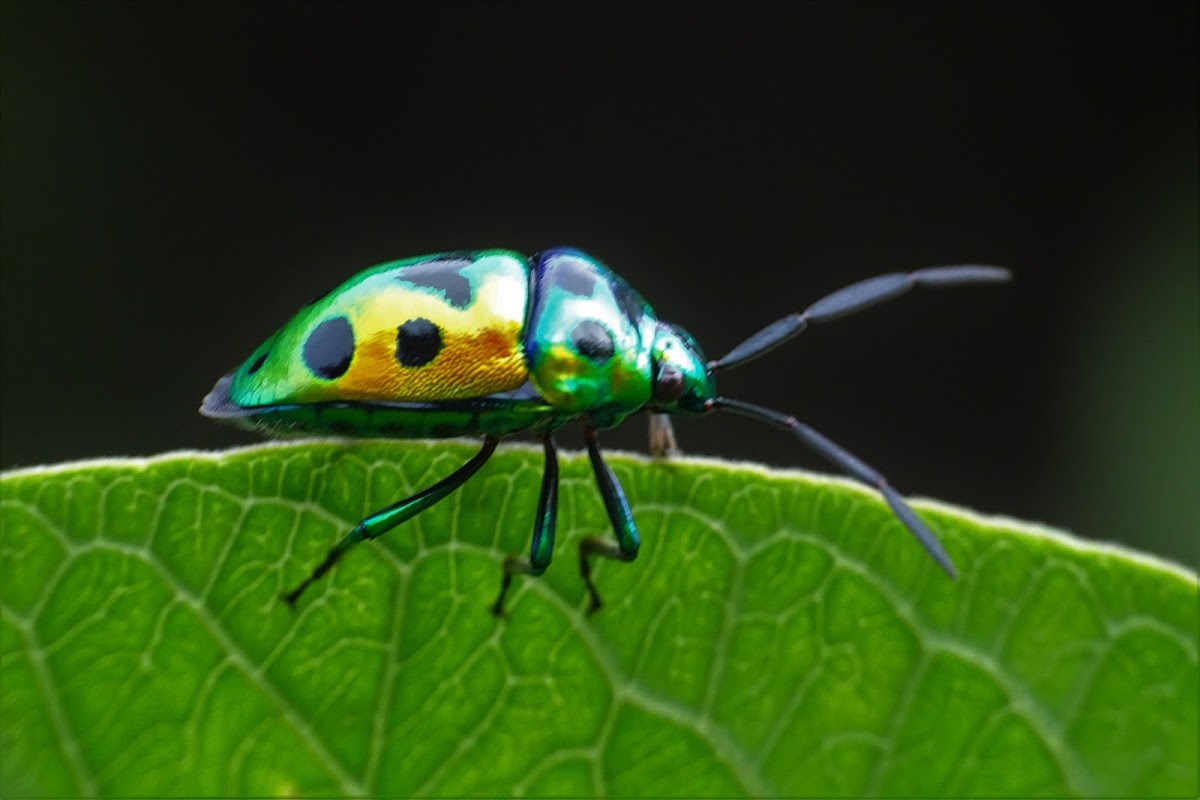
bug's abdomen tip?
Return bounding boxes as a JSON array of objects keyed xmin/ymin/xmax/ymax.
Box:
[{"xmin": 199, "ymin": 372, "xmax": 254, "ymax": 419}]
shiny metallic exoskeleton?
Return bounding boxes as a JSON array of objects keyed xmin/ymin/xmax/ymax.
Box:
[{"xmin": 202, "ymin": 247, "xmax": 1010, "ymax": 612}]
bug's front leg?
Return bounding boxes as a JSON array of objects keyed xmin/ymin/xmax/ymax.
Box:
[
  {"xmin": 648, "ymin": 413, "xmax": 681, "ymax": 458},
  {"xmin": 491, "ymin": 434, "xmax": 559, "ymax": 617},
  {"xmin": 580, "ymin": 426, "xmax": 640, "ymax": 614}
]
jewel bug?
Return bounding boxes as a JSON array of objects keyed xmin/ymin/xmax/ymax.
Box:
[{"xmin": 200, "ymin": 247, "xmax": 1009, "ymax": 613}]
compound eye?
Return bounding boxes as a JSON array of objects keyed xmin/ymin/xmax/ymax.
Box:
[{"xmin": 654, "ymin": 364, "xmax": 685, "ymax": 402}]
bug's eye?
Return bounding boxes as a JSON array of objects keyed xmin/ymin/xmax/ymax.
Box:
[{"xmin": 654, "ymin": 364, "xmax": 685, "ymax": 403}]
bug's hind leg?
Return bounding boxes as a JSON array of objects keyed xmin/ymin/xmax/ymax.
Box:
[
  {"xmin": 648, "ymin": 413, "xmax": 681, "ymax": 458},
  {"xmin": 580, "ymin": 426, "xmax": 641, "ymax": 614},
  {"xmin": 283, "ymin": 436, "xmax": 500, "ymax": 607},
  {"xmin": 491, "ymin": 434, "xmax": 559, "ymax": 618}
]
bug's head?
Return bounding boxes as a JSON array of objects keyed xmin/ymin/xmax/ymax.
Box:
[{"xmin": 645, "ymin": 322, "xmax": 715, "ymax": 414}]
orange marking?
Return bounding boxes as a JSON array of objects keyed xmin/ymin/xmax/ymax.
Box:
[
  {"xmin": 304, "ymin": 322, "xmax": 528, "ymax": 402},
  {"xmin": 284, "ymin": 262, "xmax": 532, "ymax": 404}
]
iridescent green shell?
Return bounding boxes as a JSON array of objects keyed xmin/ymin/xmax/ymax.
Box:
[
  {"xmin": 227, "ymin": 249, "xmax": 532, "ymax": 407},
  {"xmin": 200, "ymin": 247, "xmax": 713, "ymax": 438},
  {"xmin": 524, "ymin": 248, "xmax": 658, "ymax": 421}
]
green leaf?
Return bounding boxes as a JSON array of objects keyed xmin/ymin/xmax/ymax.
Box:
[{"xmin": 1, "ymin": 440, "xmax": 1195, "ymax": 798}]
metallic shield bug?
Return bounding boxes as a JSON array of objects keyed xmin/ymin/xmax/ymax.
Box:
[{"xmin": 200, "ymin": 247, "xmax": 1010, "ymax": 612}]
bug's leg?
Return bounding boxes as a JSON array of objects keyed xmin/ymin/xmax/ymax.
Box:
[
  {"xmin": 579, "ymin": 427, "xmax": 640, "ymax": 614},
  {"xmin": 711, "ymin": 397, "xmax": 958, "ymax": 577},
  {"xmin": 648, "ymin": 413, "xmax": 681, "ymax": 458},
  {"xmin": 283, "ymin": 436, "xmax": 500, "ymax": 607},
  {"xmin": 491, "ymin": 434, "xmax": 558, "ymax": 618}
]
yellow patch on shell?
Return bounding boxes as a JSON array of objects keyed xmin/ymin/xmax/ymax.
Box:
[
  {"xmin": 291, "ymin": 265, "xmax": 530, "ymax": 403},
  {"xmin": 533, "ymin": 343, "xmax": 592, "ymax": 408}
]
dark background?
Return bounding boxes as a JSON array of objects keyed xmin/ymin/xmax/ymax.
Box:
[{"xmin": 3, "ymin": 2, "xmax": 1196, "ymax": 565}]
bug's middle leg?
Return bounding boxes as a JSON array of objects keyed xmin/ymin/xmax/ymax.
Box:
[
  {"xmin": 491, "ymin": 434, "xmax": 559, "ymax": 617},
  {"xmin": 580, "ymin": 426, "xmax": 640, "ymax": 614}
]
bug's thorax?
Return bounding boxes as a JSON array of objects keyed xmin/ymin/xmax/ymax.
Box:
[{"xmin": 521, "ymin": 248, "xmax": 657, "ymax": 417}]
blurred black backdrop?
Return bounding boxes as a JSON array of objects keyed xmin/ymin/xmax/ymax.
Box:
[{"xmin": 2, "ymin": 2, "xmax": 1196, "ymax": 565}]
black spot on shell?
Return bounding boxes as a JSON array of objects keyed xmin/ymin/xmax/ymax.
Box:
[
  {"xmin": 399, "ymin": 260, "xmax": 474, "ymax": 308},
  {"xmin": 382, "ymin": 423, "xmax": 411, "ymax": 437},
  {"xmin": 302, "ymin": 316, "xmax": 355, "ymax": 379},
  {"xmin": 570, "ymin": 320, "xmax": 614, "ymax": 363},
  {"xmin": 329, "ymin": 421, "xmax": 356, "ymax": 436},
  {"xmin": 552, "ymin": 260, "xmax": 597, "ymax": 297},
  {"xmin": 395, "ymin": 318, "xmax": 443, "ymax": 367},
  {"xmin": 431, "ymin": 423, "xmax": 459, "ymax": 438},
  {"xmin": 247, "ymin": 351, "xmax": 269, "ymax": 375}
]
